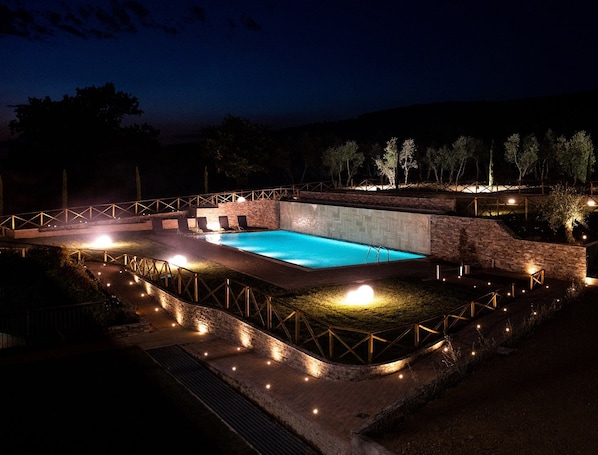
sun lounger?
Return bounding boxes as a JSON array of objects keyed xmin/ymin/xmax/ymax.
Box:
[
  {"xmin": 196, "ymin": 216, "xmax": 213, "ymax": 232},
  {"xmin": 237, "ymin": 215, "xmax": 266, "ymax": 231},
  {"xmin": 219, "ymin": 215, "xmax": 235, "ymax": 231},
  {"xmin": 177, "ymin": 216, "xmax": 191, "ymax": 234}
]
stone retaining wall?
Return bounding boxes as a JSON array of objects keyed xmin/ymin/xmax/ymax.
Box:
[
  {"xmin": 300, "ymin": 190, "xmax": 456, "ymax": 212},
  {"xmin": 430, "ymin": 215, "xmax": 587, "ymax": 283},
  {"xmin": 134, "ymin": 275, "xmax": 437, "ymax": 382},
  {"xmin": 193, "ymin": 199, "xmax": 279, "ymax": 230}
]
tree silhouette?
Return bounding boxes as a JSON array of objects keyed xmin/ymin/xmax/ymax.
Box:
[{"xmin": 201, "ymin": 115, "xmax": 272, "ymax": 187}]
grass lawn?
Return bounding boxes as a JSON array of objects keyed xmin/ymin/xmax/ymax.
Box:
[{"xmin": 281, "ymin": 279, "xmax": 484, "ymax": 331}]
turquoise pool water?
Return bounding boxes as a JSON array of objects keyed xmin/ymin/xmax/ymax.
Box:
[{"xmin": 200, "ymin": 230, "xmax": 424, "ymax": 269}]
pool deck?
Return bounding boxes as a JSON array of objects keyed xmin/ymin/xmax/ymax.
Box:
[
  {"xmin": 151, "ymin": 232, "xmax": 437, "ymax": 289},
  {"xmin": 80, "ymin": 231, "xmax": 575, "ymax": 455}
]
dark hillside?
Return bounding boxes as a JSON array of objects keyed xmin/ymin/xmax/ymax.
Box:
[{"xmin": 277, "ymin": 89, "xmax": 598, "ymax": 146}]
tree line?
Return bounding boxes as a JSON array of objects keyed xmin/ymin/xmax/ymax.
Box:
[{"xmin": 0, "ymin": 83, "xmax": 596, "ymax": 215}]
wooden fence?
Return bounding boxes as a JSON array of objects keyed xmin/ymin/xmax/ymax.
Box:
[{"xmin": 66, "ymin": 249, "xmax": 522, "ymax": 364}]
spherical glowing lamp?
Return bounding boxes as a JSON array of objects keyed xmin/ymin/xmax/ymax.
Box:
[
  {"xmin": 345, "ymin": 284, "xmax": 374, "ymax": 304},
  {"xmin": 92, "ymin": 235, "xmax": 113, "ymax": 248},
  {"xmin": 169, "ymin": 254, "xmax": 187, "ymax": 267}
]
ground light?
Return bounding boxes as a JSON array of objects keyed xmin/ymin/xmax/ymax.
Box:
[
  {"xmin": 344, "ymin": 285, "xmax": 374, "ymax": 304},
  {"xmin": 168, "ymin": 254, "xmax": 187, "ymax": 267},
  {"xmin": 92, "ymin": 234, "xmax": 112, "ymax": 248}
]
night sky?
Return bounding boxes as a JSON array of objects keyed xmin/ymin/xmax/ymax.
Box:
[{"xmin": 1, "ymin": 0, "xmax": 596, "ymax": 144}]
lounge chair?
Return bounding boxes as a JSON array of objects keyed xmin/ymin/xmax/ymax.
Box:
[
  {"xmin": 238, "ymin": 215, "xmax": 252, "ymax": 230},
  {"xmin": 151, "ymin": 217, "xmax": 164, "ymax": 233},
  {"xmin": 177, "ymin": 216, "xmax": 191, "ymax": 234},
  {"xmin": 196, "ymin": 216, "xmax": 213, "ymax": 232},
  {"xmin": 219, "ymin": 215, "xmax": 235, "ymax": 231},
  {"xmin": 237, "ymin": 215, "xmax": 266, "ymax": 231}
]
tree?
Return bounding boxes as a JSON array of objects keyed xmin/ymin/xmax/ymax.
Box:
[
  {"xmin": 135, "ymin": 166, "xmax": 142, "ymax": 201},
  {"xmin": 374, "ymin": 137, "xmax": 399, "ymax": 188},
  {"xmin": 340, "ymin": 140, "xmax": 364, "ymax": 187},
  {"xmin": 424, "ymin": 145, "xmax": 450, "ymax": 185},
  {"xmin": 503, "ymin": 133, "xmax": 538, "ymax": 187},
  {"xmin": 322, "ymin": 140, "xmax": 363, "ymax": 188},
  {"xmin": 555, "ymin": 130, "xmax": 595, "ymax": 185},
  {"xmin": 7, "ymin": 83, "xmax": 160, "ymax": 208},
  {"xmin": 536, "ymin": 129, "xmax": 558, "ymax": 192},
  {"xmin": 447, "ymin": 136, "xmax": 472, "ymax": 187},
  {"xmin": 9, "ymin": 82, "xmax": 158, "ymax": 162},
  {"xmin": 201, "ymin": 114, "xmax": 273, "ymax": 187},
  {"xmin": 488, "ymin": 140, "xmax": 495, "ymax": 187},
  {"xmin": 539, "ymin": 184, "xmax": 589, "ymax": 244},
  {"xmin": 62, "ymin": 169, "xmax": 68, "ymax": 209},
  {"xmin": 399, "ymin": 138, "xmax": 418, "ymax": 186}
]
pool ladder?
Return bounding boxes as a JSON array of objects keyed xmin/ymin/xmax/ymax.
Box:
[{"xmin": 366, "ymin": 245, "xmax": 390, "ymax": 263}]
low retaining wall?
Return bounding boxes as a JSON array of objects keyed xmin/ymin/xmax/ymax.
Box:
[
  {"xmin": 133, "ymin": 275, "xmax": 437, "ymax": 382},
  {"xmin": 193, "ymin": 199, "xmax": 279, "ymax": 230},
  {"xmin": 300, "ymin": 190, "xmax": 456, "ymax": 212},
  {"xmin": 9, "ymin": 220, "xmax": 154, "ymax": 239}
]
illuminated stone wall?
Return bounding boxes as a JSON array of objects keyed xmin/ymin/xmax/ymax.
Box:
[
  {"xmin": 279, "ymin": 200, "xmax": 587, "ymax": 282},
  {"xmin": 300, "ymin": 190, "xmax": 456, "ymax": 212},
  {"xmin": 430, "ymin": 215, "xmax": 587, "ymax": 283},
  {"xmin": 194, "ymin": 199, "xmax": 279, "ymax": 230},
  {"xmin": 280, "ymin": 200, "xmax": 431, "ymax": 255}
]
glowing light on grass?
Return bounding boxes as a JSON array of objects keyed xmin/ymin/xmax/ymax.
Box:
[
  {"xmin": 169, "ymin": 254, "xmax": 187, "ymax": 267},
  {"xmin": 345, "ymin": 285, "xmax": 374, "ymax": 304},
  {"xmin": 93, "ymin": 234, "xmax": 113, "ymax": 248}
]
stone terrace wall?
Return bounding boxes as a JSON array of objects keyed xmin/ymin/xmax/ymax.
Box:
[
  {"xmin": 136, "ymin": 277, "xmax": 422, "ymax": 382},
  {"xmin": 300, "ymin": 190, "xmax": 456, "ymax": 212},
  {"xmin": 193, "ymin": 199, "xmax": 279, "ymax": 230},
  {"xmin": 431, "ymin": 215, "xmax": 587, "ymax": 282}
]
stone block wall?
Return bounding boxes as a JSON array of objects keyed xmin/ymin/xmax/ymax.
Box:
[
  {"xmin": 193, "ymin": 199, "xmax": 279, "ymax": 230},
  {"xmin": 136, "ymin": 276, "xmax": 420, "ymax": 381},
  {"xmin": 430, "ymin": 215, "xmax": 587, "ymax": 282},
  {"xmin": 300, "ymin": 190, "xmax": 456, "ymax": 212},
  {"xmin": 280, "ymin": 200, "xmax": 431, "ymax": 255},
  {"xmin": 280, "ymin": 199, "xmax": 587, "ymax": 282}
]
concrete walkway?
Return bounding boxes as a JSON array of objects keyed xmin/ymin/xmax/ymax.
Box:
[{"xmin": 85, "ymin": 235, "xmax": 575, "ymax": 455}]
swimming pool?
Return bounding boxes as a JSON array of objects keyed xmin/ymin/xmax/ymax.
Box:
[{"xmin": 199, "ymin": 230, "xmax": 424, "ymax": 269}]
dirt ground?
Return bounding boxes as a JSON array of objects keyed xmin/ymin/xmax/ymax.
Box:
[{"xmin": 373, "ymin": 284, "xmax": 598, "ymax": 455}]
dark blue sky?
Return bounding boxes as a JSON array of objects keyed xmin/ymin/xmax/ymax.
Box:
[{"xmin": 1, "ymin": 0, "xmax": 596, "ymax": 144}]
